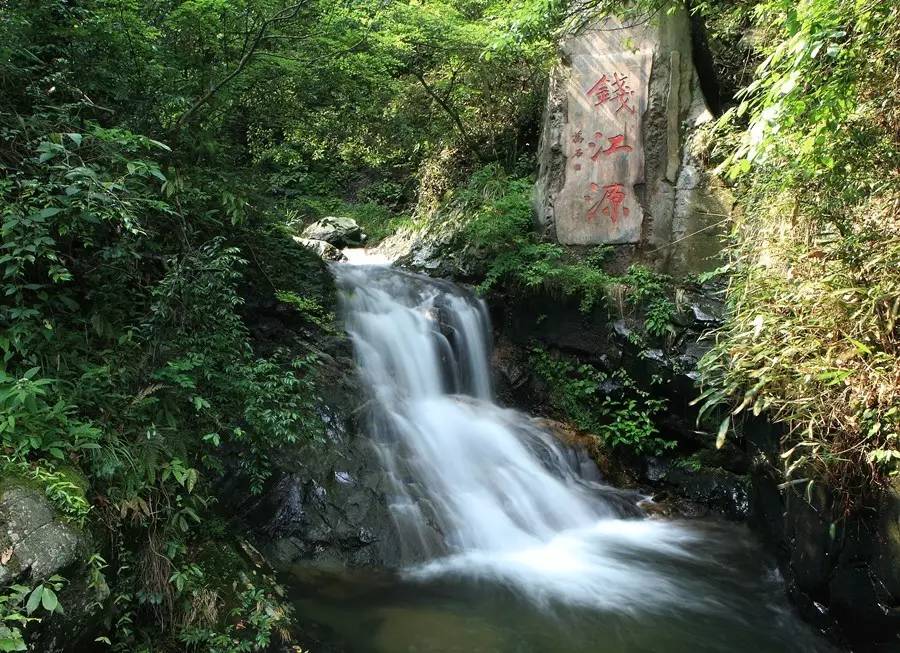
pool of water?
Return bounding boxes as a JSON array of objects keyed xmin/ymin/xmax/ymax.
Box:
[{"xmin": 288, "ymin": 519, "xmax": 835, "ymax": 653}]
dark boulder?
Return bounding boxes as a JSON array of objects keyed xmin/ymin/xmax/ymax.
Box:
[{"xmin": 223, "ymin": 358, "xmax": 403, "ymax": 570}]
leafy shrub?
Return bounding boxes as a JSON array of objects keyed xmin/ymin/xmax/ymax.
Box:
[
  {"xmin": 697, "ymin": 0, "xmax": 900, "ymax": 512},
  {"xmin": 450, "ymin": 164, "xmax": 677, "ymax": 316},
  {"xmin": 0, "ymin": 370, "xmax": 101, "ymax": 462},
  {"xmin": 0, "ymin": 576, "xmax": 67, "ymax": 652},
  {"xmin": 644, "ymin": 298, "xmax": 676, "ymax": 338},
  {"xmin": 531, "ymin": 348, "xmax": 675, "ymax": 456},
  {"xmin": 176, "ymin": 568, "xmax": 295, "ymax": 653},
  {"xmin": 0, "ymin": 116, "xmax": 327, "ymax": 648},
  {"xmin": 621, "ymin": 266, "xmax": 671, "ymax": 306}
]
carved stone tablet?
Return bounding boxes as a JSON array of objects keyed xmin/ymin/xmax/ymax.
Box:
[{"xmin": 555, "ymin": 51, "xmax": 652, "ymax": 244}]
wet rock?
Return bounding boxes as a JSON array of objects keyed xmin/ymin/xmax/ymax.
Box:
[
  {"xmin": 639, "ymin": 457, "xmax": 750, "ymax": 520},
  {"xmin": 874, "ymin": 479, "xmax": 900, "ymax": 603},
  {"xmin": 637, "ymin": 498, "xmax": 672, "ymax": 518},
  {"xmin": 673, "ymin": 288, "xmax": 724, "ymax": 329},
  {"xmin": 228, "ymin": 376, "xmax": 403, "ymax": 569},
  {"xmin": 690, "ymin": 303, "xmax": 719, "ymax": 325},
  {"xmin": 491, "ymin": 338, "xmax": 530, "ymax": 398},
  {"xmin": 530, "ymin": 417, "xmax": 603, "ymax": 484},
  {"xmin": 293, "ymin": 236, "xmax": 347, "ymax": 262},
  {"xmin": 376, "ymin": 220, "xmax": 479, "ymax": 280},
  {"xmin": 531, "ymin": 417, "xmax": 638, "ymax": 490},
  {"xmin": 638, "ymin": 493, "xmax": 711, "ymax": 519},
  {"xmin": 644, "ymin": 457, "xmax": 670, "ymax": 484},
  {"xmin": 301, "ymin": 217, "xmax": 366, "ymax": 248},
  {"xmin": 489, "ymin": 286, "xmax": 732, "ymax": 475},
  {"xmin": 747, "ymin": 419, "xmax": 900, "ymax": 647}
]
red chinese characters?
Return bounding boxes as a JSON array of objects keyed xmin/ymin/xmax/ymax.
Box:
[
  {"xmin": 574, "ymin": 68, "xmax": 640, "ymax": 227},
  {"xmin": 601, "ymin": 133, "xmax": 631, "ymax": 155},
  {"xmin": 572, "ymin": 130, "xmax": 632, "ymax": 166},
  {"xmin": 586, "ymin": 73, "xmax": 636, "ymax": 115},
  {"xmin": 591, "ymin": 133, "xmax": 632, "ymax": 161},
  {"xmin": 585, "ymin": 183, "xmax": 630, "ymax": 224},
  {"xmin": 611, "ymin": 73, "xmax": 636, "ymax": 114},
  {"xmin": 586, "ymin": 75, "xmax": 611, "ymax": 105}
]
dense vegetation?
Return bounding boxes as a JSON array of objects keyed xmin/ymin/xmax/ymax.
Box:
[
  {"xmin": 695, "ymin": 0, "xmax": 900, "ymax": 513},
  {"xmin": 0, "ymin": 0, "xmax": 554, "ymax": 649},
  {"xmin": 1, "ymin": 0, "xmax": 898, "ymax": 649},
  {"xmin": 440, "ymin": 0, "xmax": 900, "ymax": 514}
]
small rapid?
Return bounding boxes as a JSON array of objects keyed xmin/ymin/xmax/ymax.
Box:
[{"xmin": 323, "ymin": 261, "xmax": 833, "ymax": 652}]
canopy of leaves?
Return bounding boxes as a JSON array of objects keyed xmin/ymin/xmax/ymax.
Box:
[{"xmin": 0, "ymin": 0, "xmax": 559, "ymax": 649}]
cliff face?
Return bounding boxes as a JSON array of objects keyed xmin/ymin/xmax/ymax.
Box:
[{"xmin": 749, "ymin": 431, "xmax": 900, "ymax": 649}]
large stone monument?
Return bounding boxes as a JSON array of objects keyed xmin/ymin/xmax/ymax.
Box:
[
  {"xmin": 535, "ymin": 9, "xmax": 732, "ymax": 275},
  {"xmin": 557, "ymin": 48, "xmax": 651, "ymax": 244}
]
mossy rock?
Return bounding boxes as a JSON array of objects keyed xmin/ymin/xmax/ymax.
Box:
[{"xmin": 0, "ymin": 483, "xmax": 87, "ymax": 586}]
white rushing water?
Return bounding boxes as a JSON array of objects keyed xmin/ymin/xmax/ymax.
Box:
[{"xmin": 334, "ymin": 262, "xmax": 713, "ymax": 611}]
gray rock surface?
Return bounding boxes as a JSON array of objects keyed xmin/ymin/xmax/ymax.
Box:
[
  {"xmin": 375, "ymin": 217, "xmax": 481, "ymax": 280},
  {"xmin": 293, "ymin": 236, "xmax": 348, "ymax": 262},
  {"xmin": 489, "ymin": 279, "xmax": 726, "ymax": 410},
  {"xmin": 301, "ymin": 217, "xmax": 366, "ymax": 248},
  {"xmin": 646, "ymin": 460, "xmax": 751, "ymax": 519},
  {"xmin": 747, "ymin": 424, "xmax": 900, "ymax": 647},
  {"xmin": 0, "ymin": 481, "xmax": 106, "ymax": 653},
  {"xmin": 230, "ymin": 361, "xmax": 404, "ymax": 568},
  {"xmin": 534, "ymin": 8, "xmax": 733, "ymax": 277},
  {"xmin": 0, "ymin": 485, "xmax": 84, "ymax": 585}
]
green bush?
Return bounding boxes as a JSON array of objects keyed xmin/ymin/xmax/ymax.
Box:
[
  {"xmin": 696, "ymin": 0, "xmax": 900, "ymax": 512},
  {"xmin": 531, "ymin": 348, "xmax": 675, "ymax": 456}
]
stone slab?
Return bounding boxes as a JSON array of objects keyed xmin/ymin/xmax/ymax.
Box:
[{"xmin": 556, "ymin": 50, "xmax": 652, "ymax": 244}]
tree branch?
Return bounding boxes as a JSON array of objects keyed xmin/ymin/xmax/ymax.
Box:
[
  {"xmin": 412, "ymin": 70, "xmax": 482, "ymax": 160},
  {"xmin": 173, "ymin": 1, "xmax": 307, "ymax": 130}
]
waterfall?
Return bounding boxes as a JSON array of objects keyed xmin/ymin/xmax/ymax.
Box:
[{"xmin": 335, "ymin": 263, "xmax": 715, "ymax": 610}]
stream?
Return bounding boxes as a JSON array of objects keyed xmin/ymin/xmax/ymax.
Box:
[{"xmin": 290, "ymin": 261, "xmax": 834, "ymax": 653}]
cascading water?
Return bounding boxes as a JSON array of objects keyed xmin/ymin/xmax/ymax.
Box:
[{"xmin": 306, "ymin": 260, "xmax": 834, "ymax": 653}]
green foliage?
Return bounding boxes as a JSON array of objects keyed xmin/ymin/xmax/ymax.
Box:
[
  {"xmin": 644, "ymin": 298, "xmax": 676, "ymax": 338},
  {"xmin": 675, "ymin": 454, "xmax": 704, "ymax": 473},
  {"xmin": 0, "ymin": 458, "xmax": 91, "ymax": 526},
  {"xmin": 0, "ymin": 4, "xmax": 345, "ymax": 646},
  {"xmin": 454, "ymin": 165, "xmax": 614, "ymax": 312},
  {"xmin": 461, "ymin": 164, "xmax": 537, "ymax": 247},
  {"xmin": 221, "ymin": 352, "xmax": 324, "ymax": 495},
  {"xmin": 0, "ymin": 576, "xmax": 66, "ymax": 652},
  {"xmin": 0, "ymin": 369, "xmax": 101, "ymax": 461},
  {"xmin": 274, "ymin": 292, "xmax": 334, "ymax": 332},
  {"xmin": 531, "ymin": 348, "xmax": 675, "ymax": 456},
  {"xmin": 24, "ymin": 579, "xmax": 64, "ymax": 617},
  {"xmin": 696, "ymin": 0, "xmax": 900, "ymax": 511},
  {"xmin": 450, "ymin": 164, "xmax": 677, "ymax": 317},
  {"xmin": 178, "ymin": 574, "xmax": 295, "ymax": 653},
  {"xmin": 621, "ymin": 266, "xmax": 671, "ymax": 306}
]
